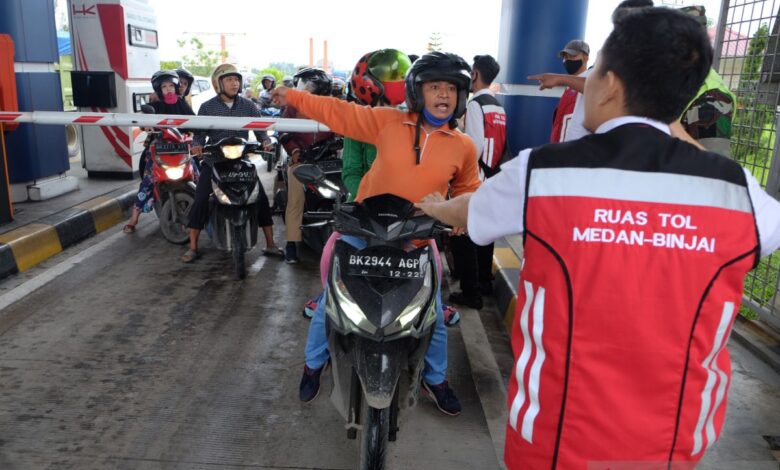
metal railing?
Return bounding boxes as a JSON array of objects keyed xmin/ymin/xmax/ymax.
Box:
[{"xmin": 716, "ymin": 0, "xmax": 780, "ymax": 330}]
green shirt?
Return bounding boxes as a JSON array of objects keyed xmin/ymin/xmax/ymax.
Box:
[{"xmin": 341, "ymin": 137, "xmax": 377, "ymax": 202}]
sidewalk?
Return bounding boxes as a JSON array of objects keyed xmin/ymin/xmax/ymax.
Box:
[{"xmin": 0, "ymin": 164, "xmax": 136, "ymax": 280}]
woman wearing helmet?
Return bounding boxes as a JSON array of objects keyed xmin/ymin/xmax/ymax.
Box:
[
  {"xmin": 123, "ymin": 70, "xmax": 194, "ymax": 234},
  {"xmin": 176, "ymin": 68, "xmax": 194, "ymax": 107},
  {"xmin": 280, "ymin": 67, "xmax": 334, "ymax": 264},
  {"xmin": 273, "ymin": 52, "xmax": 479, "ymax": 416}
]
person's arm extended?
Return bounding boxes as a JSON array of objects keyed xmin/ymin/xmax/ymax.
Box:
[
  {"xmin": 416, "ymin": 193, "xmax": 472, "ymax": 229},
  {"xmin": 528, "ymin": 73, "xmax": 585, "ymax": 92},
  {"xmin": 274, "ymin": 88, "xmax": 393, "ymax": 145},
  {"xmin": 669, "ymin": 121, "xmax": 705, "ymax": 150}
]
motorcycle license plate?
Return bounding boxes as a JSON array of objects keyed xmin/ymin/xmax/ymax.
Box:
[
  {"xmin": 346, "ymin": 251, "xmax": 424, "ymax": 279},
  {"xmin": 155, "ymin": 142, "xmax": 189, "ymax": 154},
  {"xmin": 221, "ymin": 170, "xmax": 256, "ymax": 183},
  {"xmin": 317, "ymin": 159, "xmax": 342, "ymax": 174}
]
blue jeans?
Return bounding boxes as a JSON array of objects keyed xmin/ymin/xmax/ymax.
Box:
[{"xmin": 304, "ymin": 235, "xmax": 448, "ymax": 385}]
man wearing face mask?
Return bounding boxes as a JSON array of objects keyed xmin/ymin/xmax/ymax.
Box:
[{"xmin": 550, "ymin": 40, "xmax": 589, "ymax": 143}]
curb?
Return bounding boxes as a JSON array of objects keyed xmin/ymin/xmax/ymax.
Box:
[
  {"xmin": 489, "ymin": 235, "xmax": 780, "ymax": 373},
  {"xmin": 0, "ymin": 188, "xmax": 135, "ymax": 280}
]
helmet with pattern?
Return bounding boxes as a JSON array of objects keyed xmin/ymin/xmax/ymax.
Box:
[{"xmin": 350, "ymin": 49, "xmax": 411, "ymax": 107}]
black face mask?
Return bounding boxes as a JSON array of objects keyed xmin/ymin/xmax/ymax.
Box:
[{"xmin": 564, "ymin": 59, "xmax": 583, "ymax": 75}]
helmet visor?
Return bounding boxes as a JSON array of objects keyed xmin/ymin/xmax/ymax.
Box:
[{"xmin": 368, "ymin": 50, "xmax": 411, "ymax": 83}]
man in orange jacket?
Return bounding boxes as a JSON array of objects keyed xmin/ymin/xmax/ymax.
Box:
[{"xmin": 272, "ymin": 52, "xmax": 480, "ymax": 416}]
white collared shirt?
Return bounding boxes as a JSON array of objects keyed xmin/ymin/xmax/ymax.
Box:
[{"xmin": 468, "ymin": 116, "xmax": 780, "ymax": 257}]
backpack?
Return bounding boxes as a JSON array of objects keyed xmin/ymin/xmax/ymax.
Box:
[{"xmin": 472, "ymin": 93, "xmax": 514, "ymax": 178}]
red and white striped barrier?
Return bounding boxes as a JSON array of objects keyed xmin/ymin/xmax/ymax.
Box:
[{"xmin": 0, "ymin": 111, "xmax": 331, "ymax": 133}]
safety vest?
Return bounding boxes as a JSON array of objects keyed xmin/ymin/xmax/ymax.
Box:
[
  {"xmin": 550, "ymin": 87, "xmax": 578, "ymax": 143},
  {"xmin": 505, "ymin": 124, "xmax": 759, "ymax": 469},
  {"xmin": 473, "ymin": 93, "xmax": 508, "ymax": 178}
]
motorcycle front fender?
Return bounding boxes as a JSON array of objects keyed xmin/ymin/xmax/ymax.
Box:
[{"xmin": 351, "ymin": 336, "xmax": 405, "ymax": 409}]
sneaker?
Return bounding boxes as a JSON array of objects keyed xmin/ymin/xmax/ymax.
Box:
[
  {"xmin": 285, "ymin": 242, "xmax": 299, "ymax": 264},
  {"xmin": 302, "ymin": 298, "xmax": 318, "ymax": 319},
  {"xmin": 299, "ymin": 364, "xmax": 324, "ymax": 402},
  {"xmin": 422, "ymin": 380, "xmax": 461, "ymax": 416},
  {"xmin": 442, "ymin": 304, "xmax": 460, "ymax": 327},
  {"xmin": 448, "ymin": 292, "xmax": 483, "ymax": 310}
]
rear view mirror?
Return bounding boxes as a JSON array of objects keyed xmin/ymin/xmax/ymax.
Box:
[{"xmin": 293, "ymin": 164, "xmax": 325, "ymax": 185}]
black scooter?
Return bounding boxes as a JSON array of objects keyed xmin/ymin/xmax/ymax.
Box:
[
  {"xmin": 201, "ymin": 136, "xmax": 264, "ymax": 279},
  {"xmin": 294, "ymin": 164, "xmax": 447, "ymax": 470}
]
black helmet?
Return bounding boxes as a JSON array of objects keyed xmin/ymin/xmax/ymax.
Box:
[
  {"xmin": 151, "ymin": 70, "xmax": 180, "ymax": 100},
  {"xmin": 175, "ymin": 68, "xmax": 194, "ymax": 96},
  {"xmin": 261, "ymin": 74, "xmax": 276, "ymax": 91},
  {"xmin": 404, "ymin": 51, "xmax": 471, "ymax": 119},
  {"xmin": 293, "ymin": 68, "xmax": 332, "ymax": 96}
]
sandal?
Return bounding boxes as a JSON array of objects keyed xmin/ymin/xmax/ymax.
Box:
[
  {"xmin": 180, "ymin": 249, "xmax": 198, "ymax": 263},
  {"xmin": 262, "ymin": 246, "xmax": 285, "ymax": 257},
  {"xmin": 123, "ymin": 224, "xmax": 136, "ymax": 234}
]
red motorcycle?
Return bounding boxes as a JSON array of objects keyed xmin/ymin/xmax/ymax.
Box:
[{"xmin": 140, "ymin": 104, "xmax": 196, "ymax": 244}]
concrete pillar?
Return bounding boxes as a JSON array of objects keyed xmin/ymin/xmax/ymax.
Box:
[{"xmin": 497, "ymin": 0, "xmax": 589, "ymax": 153}]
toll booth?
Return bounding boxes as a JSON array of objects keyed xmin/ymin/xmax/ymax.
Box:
[
  {"xmin": 68, "ymin": 0, "xmax": 159, "ymax": 178},
  {"xmin": 0, "ymin": 0, "xmax": 76, "ymax": 206}
]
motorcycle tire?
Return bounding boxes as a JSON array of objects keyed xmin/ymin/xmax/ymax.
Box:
[
  {"xmin": 159, "ymin": 192, "xmax": 194, "ymax": 245},
  {"xmin": 232, "ymin": 224, "xmax": 247, "ymax": 280},
  {"xmin": 358, "ymin": 397, "xmax": 389, "ymax": 470}
]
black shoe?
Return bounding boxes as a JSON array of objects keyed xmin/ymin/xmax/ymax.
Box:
[
  {"xmin": 422, "ymin": 380, "xmax": 461, "ymax": 416},
  {"xmin": 299, "ymin": 364, "xmax": 324, "ymax": 402},
  {"xmin": 448, "ymin": 292, "xmax": 483, "ymax": 310},
  {"xmin": 285, "ymin": 242, "xmax": 299, "ymax": 264}
]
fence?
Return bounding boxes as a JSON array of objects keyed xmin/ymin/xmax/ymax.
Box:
[{"xmin": 715, "ymin": 0, "xmax": 780, "ymax": 330}]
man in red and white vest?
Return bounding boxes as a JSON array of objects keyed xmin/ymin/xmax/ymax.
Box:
[{"xmin": 418, "ymin": 8, "xmax": 780, "ymax": 469}]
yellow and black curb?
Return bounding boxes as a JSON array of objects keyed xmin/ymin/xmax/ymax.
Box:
[
  {"xmin": 491, "ymin": 237, "xmax": 523, "ymax": 335},
  {"xmin": 0, "ymin": 189, "xmax": 135, "ymax": 280}
]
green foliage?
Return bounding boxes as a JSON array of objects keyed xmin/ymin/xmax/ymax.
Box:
[
  {"xmin": 159, "ymin": 60, "xmax": 182, "ymax": 71},
  {"xmin": 176, "ymin": 37, "xmax": 228, "ymax": 77},
  {"xmin": 269, "ymin": 62, "xmax": 298, "ymax": 75}
]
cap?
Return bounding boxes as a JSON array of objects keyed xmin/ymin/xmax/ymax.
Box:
[{"xmin": 559, "ymin": 39, "xmax": 590, "ymax": 58}]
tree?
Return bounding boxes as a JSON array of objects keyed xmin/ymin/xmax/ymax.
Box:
[
  {"xmin": 269, "ymin": 62, "xmax": 298, "ymax": 75},
  {"xmin": 427, "ymin": 32, "xmax": 443, "ymax": 52},
  {"xmin": 160, "ymin": 60, "xmax": 182, "ymax": 71},
  {"xmin": 177, "ymin": 37, "xmax": 228, "ymax": 77}
]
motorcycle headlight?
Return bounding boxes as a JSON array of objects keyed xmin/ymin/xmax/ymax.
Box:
[
  {"xmin": 266, "ymin": 130, "xmax": 275, "ymax": 136},
  {"xmin": 221, "ymin": 144, "xmax": 245, "ymax": 159},
  {"xmin": 330, "ymin": 258, "xmax": 376, "ymax": 334},
  {"xmin": 395, "ymin": 264, "xmax": 433, "ymax": 328},
  {"xmin": 165, "ymin": 167, "xmax": 185, "ymax": 180}
]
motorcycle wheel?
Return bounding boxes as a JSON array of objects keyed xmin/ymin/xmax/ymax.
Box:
[
  {"xmin": 358, "ymin": 397, "xmax": 389, "ymax": 470},
  {"xmin": 232, "ymin": 224, "xmax": 247, "ymax": 280},
  {"xmin": 159, "ymin": 192, "xmax": 194, "ymax": 245}
]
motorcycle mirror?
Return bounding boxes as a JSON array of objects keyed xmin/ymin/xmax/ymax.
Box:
[
  {"xmin": 293, "ymin": 164, "xmax": 325, "ymax": 184},
  {"xmin": 140, "ymin": 104, "xmax": 156, "ymax": 114}
]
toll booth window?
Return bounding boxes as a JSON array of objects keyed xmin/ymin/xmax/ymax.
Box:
[
  {"xmin": 133, "ymin": 93, "xmax": 153, "ymax": 113},
  {"xmin": 128, "ymin": 25, "xmax": 158, "ymax": 49}
]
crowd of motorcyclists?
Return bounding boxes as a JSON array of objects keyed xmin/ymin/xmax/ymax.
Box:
[{"xmin": 119, "ymin": 1, "xmax": 780, "ymax": 467}]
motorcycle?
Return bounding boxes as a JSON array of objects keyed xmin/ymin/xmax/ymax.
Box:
[
  {"xmin": 293, "ymin": 164, "xmax": 447, "ymax": 470},
  {"xmin": 140, "ymin": 104, "xmax": 195, "ymax": 245},
  {"xmin": 201, "ymin": 136, "xmax": 264, "ymax": 279},
  {"xmin": 275, "ymin": 136, "xmax": 345, "ymax": 253},
  {"xmin": 258, "ymin": 104, "xmax": 282, "ymax": 172}
]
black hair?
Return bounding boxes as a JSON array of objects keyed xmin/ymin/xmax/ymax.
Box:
[
  {"xmin": 612, "ymin": 0, "xmax": 654, "ymax": 23},
  {"xmin": 408, "ymin": 54, "xmax": 420, "ymax": 63},
  {"xmin": 472, "ymin": 54, "xmax": 500, "ymax": 85},
  {"xmin": 599, "ymin": 7, "xmax": 712, "ymax": 123}
]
